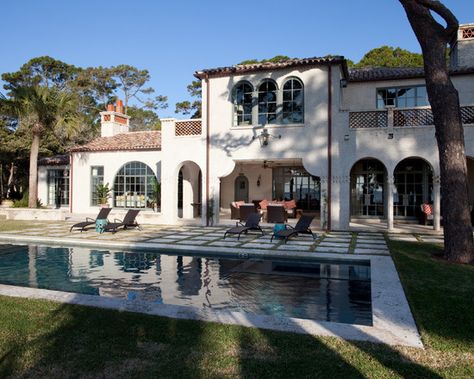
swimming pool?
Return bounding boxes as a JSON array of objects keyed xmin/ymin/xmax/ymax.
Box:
[{"xmin": 0, "ymin": 244, "xmax": 372, "ymax": 325}]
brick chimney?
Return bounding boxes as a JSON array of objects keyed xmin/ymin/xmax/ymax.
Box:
[
  {"xmin": 450, "ymin": 23, "xmax": 474, "ymax": 68},
  {"xmin": 100, "ymin": 99, "xmax": 130, "ymax": 137}
]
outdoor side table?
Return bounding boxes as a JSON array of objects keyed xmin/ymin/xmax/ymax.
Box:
[
  {"xmin": 95, "ymin": 219, "xmax": 108, "ymax": 233},
  {"xmin": 273, "ymin": 223, "xmax": 286, "ymax": 238}
]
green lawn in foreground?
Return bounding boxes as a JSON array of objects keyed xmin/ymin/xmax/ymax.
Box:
[{"xmin": 0, "ymin": 240, "xmax": 473, "ymax": 378}]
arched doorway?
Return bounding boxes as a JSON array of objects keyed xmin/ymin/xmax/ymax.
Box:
[
  {"xmin": 350, "ymin": 159, "xmax": 387, "ymax": 218},
  {"xmin": 393, "ymin": 158, "xmax": 433, "ymax": 219},
  {"xmin": 177, "ymin": 161, "xmax": 202, "ymax": 219},
  {"xmin": 234, "ymin": 174, "xmax": 249, "ymax": 202}
]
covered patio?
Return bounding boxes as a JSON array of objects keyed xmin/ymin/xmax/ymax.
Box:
[{"xmin": 219, "ymin": 159, "xmax": 322, "ymax": 226}]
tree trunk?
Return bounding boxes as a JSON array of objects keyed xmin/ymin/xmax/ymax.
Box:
[
  {"xmin": 400, "ymin": 0, "xmax": 474, "ymax": 264},
  {"xmin": 28, "ymin": 131, "xmax": 41, "ymax": 208},
  {"xmin": 6, "ymin": 162, "xmax": 15, "ymax": 198},
  {"xmin": 0, "ymin": 163, "xmax": 3, "ymax": 201}
]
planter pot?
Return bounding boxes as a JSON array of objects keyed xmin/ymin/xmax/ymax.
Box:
[
  {"xmin": 0, "ymin": 200, "xmax": 14, "ymax": 208},
  {"xmin": 99, "ymin": 203, "xmax": 110, "ymax": 208}
]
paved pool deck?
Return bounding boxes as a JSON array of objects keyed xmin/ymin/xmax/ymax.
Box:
[{"xmin": 0, "ymin": 221, "xmax": 434, "ymax": 348}]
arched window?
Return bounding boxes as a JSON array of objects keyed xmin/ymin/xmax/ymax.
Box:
[
  {"xmin": 258, "ymin": 80, "xmax": 277, "ymax": 125},
  {"xmin": 282, "ymin": 78, "xmax": 304, "ymax": 124},
  {"xmin": 113, "ymin": 161, "xmax": 156, "ymax": 209},
  {"xmin": 232, "ymin": 82, "xmax": 253, "ymax": 126}
]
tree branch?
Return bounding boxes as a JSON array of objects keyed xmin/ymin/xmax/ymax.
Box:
[{"xmin": 413, "ymin": 0, "xmax": 459, "ymax": 42}]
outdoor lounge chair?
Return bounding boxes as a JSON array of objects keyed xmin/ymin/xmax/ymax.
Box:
[
  {"xmin": 69, "ymin": 207, "xmax": 112, "ymax": 232},
  {"xmin": 224, "ymin": 212, "xmax": 264, "ymax": 240},
  {"xmin": 103, "ymin": 209, "xmax": 141, "ymax": 233},
  {"xmin": 270, "ymin": 214, "xmax": 316, "ymax": 243}
]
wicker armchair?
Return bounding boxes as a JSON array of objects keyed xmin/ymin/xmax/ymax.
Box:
[
  {"xmin": 230, "ymin": 203, "xmax": 240, "ymax": 220},
  {"xmin": 239, "ymin": 204, "xmax": 257, "ymax": 222},
  {"xmin": 266, "ymin": 204, "xmax": 287, "ymax": 223}
]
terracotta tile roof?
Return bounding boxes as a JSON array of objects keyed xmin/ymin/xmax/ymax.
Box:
[
  {"xmin": 195, "ymin": 56, "xmax": 348, "ymax": 79},
  {"xmin": 70, "ymin": 131, "xmax": 161, "ymax": 152},
  {"xmin": 348, "ymin": 66, "xmax": 474, "ymax": 82},
  {"xmin": 38, "ymin": 155, "xmax": 70, "ymax": 166}
]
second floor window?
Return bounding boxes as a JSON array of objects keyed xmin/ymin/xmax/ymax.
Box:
[
  {"xmin": 258, "ymin": 80, "xmax": 277, "ymax": 125},
  {"xmin": 282, "ymin": 78, "xmax": 304, "ymax": 124},
  {"xmin": 233, "ymin": 82, "xmax": 253, "ymax": 126},
  {"xmin": 377, "ymin": 85, "xmax": 428, "ymax": 109}
]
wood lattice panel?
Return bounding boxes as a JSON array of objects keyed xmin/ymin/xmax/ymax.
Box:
[
  {"xmin": 175, "ymin": 120, "xmax": 202, "ymax": 136},
  {"xmin": 394, "ymin": 108, "xmax": 433, "ymax": 127},
  {"xmin": 462, "ymin": 27, "xmax": 474, "ymax": 39},
  {"xmin": 349, "ymin": 111, "xmax": 387, "ymax": 128},
  {"xmin": 461, "ymin": 106, "xmax": 474, "ymax": 124}
]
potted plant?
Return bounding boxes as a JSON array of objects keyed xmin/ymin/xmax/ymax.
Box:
[
  {"xmin": 96, "ymin": 183, "xmax": 111, "ymax": 207},
  {"xmin": 150, "ymin": 177, "xmax": 161, "ymax": 212}
]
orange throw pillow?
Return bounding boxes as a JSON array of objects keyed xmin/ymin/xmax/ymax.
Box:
[
  {"xmin": 259, "ymin": 199, "xmax": 269, "ymax": 210},
  {"xmin": 236, "ymin": 201, "xmax": 245, "ymax": 208},
  {"xmin": 285, "ymin": 200, "xmax": 297, "ymax": 209}
]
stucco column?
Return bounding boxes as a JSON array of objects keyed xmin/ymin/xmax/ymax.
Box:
[
  {"xmin": 433, "ymin": 175, "xmax": 441, "ymax": 231},
  {"xmin": 387, "ymin": 176, "xmax": 394, "ymax": 231}
]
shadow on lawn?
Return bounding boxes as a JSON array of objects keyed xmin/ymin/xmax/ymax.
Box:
[
  {"xmin": 0, "ymin": 298, "xmax": 369, "ymax": 378},
  {"xmin": 1, "ymin": 239, "xmax": 471, "ymax": 377}
]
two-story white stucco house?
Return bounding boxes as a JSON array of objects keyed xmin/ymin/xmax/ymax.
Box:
[{"xmin": 37, "ymin": 23, "xmax": 474, "ymax": 231}]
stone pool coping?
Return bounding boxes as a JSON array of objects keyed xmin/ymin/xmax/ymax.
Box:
[{"xmin": 0, "ymin": 233, "xmax": 423, "ymax": 348}]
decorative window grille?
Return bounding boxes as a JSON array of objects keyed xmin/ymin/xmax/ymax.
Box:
[{"xmin": 462, "ymin": 27, "xmax": 474, "ymax": 39}]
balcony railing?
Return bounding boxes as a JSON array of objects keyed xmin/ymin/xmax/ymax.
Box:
[
  {"xmin": 349, "ymin": 105, "xmax": 474, "ymax": 128},
  {"xmin": 175, "ymin": 120, "xmax": 202, "ymax": 136}
]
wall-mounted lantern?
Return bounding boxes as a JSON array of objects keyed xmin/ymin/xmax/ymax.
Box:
[
  {"xmin": 253, "ymin": 128, "xmax": 281, "ymax": 147},
  {"xmin": 257, "ymin": 175, "xmax": 261, "ymax": 187}
]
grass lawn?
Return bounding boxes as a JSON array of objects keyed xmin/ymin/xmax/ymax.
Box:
[
  {"xmin": 0, "ymin": 220, "xmax": 45, "ymax": 232},
  {"xmin": 0, "ymin": 237, "xmax": 473, "ymax": 377}
]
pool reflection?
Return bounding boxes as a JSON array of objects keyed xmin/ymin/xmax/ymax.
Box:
[{"xmin": 0, "ymin": 244, "xmax": 372, "ymax": 325}]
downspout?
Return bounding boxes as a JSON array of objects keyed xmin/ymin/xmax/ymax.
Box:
[
  {"xmin": 69, "ymin": 153, "xmax": 73, "ymax": 213},
  {"xmin": 327, "ymin": 65, "xmax": 332, "ymax": 231},
  {"xmin": 205, "ymin": 74, "xmax": 210, "ymax": 226}
]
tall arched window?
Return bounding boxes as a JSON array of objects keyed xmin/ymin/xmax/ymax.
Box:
[
  {"xmin": 233, "ymin": 82, "xmax": 253, "ymax": 126},
  {"xmin": 113, "ymin": 161, "xmax": 156, "ymax": 209},
  {"xmin": 282, "ymin": 78, "xmax": 304, "ymax": 124},
  {"xmin": 258, "ymin": 80, "xmax": 277, "ymax": 125}
]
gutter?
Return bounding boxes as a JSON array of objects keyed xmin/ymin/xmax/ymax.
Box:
[
  {"xmin": 205, "ymin": 74, "xmax": 210, "ymax": 226},
  {"xmin": 69, "ymin": 154, "xmax": 73, "ymax": 213},
  {"xmin": 327, "ymin": 66, "xmax": 332, "ymax": 231}
]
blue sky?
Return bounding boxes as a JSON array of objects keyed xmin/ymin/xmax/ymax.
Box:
[{"xmin": 2, "ymin": 0, "xmax": 474, "ymax": 118}]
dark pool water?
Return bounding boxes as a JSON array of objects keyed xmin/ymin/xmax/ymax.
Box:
[{"xmin": 0, "ymin": 244, "xmax": 372, "ymax": 325}]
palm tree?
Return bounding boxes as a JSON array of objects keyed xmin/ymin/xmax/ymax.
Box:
[{"xmin": 0, "ymin": 86, "xmax": 80, "ymax": 207}]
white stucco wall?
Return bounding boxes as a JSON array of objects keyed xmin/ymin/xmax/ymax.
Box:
[
  {"xmin": 160, "ymin": 119, "xmax": 207, "ymax": 224},
  {"xmin": 71, "ymin": 150, "xmax": 161, "ymax": 215},
  {"xmin": 36, "ymin": 63, "xmax": 474, "ymax": 229}
]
